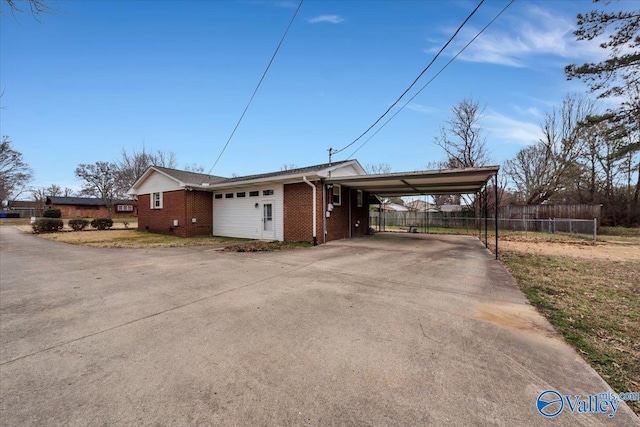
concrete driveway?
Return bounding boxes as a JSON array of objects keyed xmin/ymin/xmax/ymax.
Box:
[{"xmin": 1, "ymin": 227, "xmax": 637, "ymax": 426}]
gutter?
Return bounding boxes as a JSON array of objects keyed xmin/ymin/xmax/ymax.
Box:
[{"xmin": 303, "ymin": 176, "xmax": 318, "ymax": 246}]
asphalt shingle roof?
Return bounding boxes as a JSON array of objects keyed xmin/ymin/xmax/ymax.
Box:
[
  {"xmin": 47, "ymin": 197, "xmax": 135, "ymax": 206},
  {"xmin": 152, "ymin": 167, "xmax": 228, "ymax": 185},
  {"xmin": 152, "ymin": 161, "xmax": 351, "ymax": 186}
]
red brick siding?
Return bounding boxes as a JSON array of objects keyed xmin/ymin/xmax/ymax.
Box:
[
  {"xmin": 138, "ymin": 190, "xmax": 213, "ymax": 238},
  {"xmin": 283, "ymin": 182, "xmax": 323, "ymax": 243},
  {"xmin": 325, "ymin": 186, "xmax": 370, "ymax": 242},
  {"xmin": 285, "ymin": 182, "xmax": 369, "ymax": 243},
  {"xmin": 184, "ymin": 191, "xmax": 213, "ymax": 237},
  {"xmin": 48, "ymin": 204, "xmax": 137, "ymax": 218},
  {"xmin": 138, "ymin": 190, "xmax": 188, "ymax": 237}
]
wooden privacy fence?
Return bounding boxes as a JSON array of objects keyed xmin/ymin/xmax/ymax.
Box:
[{"xmin": 499, "ymin": 204, "xmax": 601, "ymax": 221}]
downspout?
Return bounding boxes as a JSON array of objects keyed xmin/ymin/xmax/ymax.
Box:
[
  {"xmin": 303, "ymin": 176, "xmax": 318, "ymax": 246},
  {"xmin": 322, "ymin": 179, "xmax": 327, "ymax": 244},
  {"xmin": 348, "ymin": 188, "xmax": 352, "ymax": 238}
]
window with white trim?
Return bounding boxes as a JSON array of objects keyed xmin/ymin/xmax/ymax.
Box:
[
  {"xmin": 117, "ymin": 204, "xmax": 134, "ymax": 212},
  {"xmin": 357, "ymin": 190, "xmax": 363, "ymax": 208},
  {"xmin": 332, "ymin": 184, "xmax": 341, "ymax": 206},
  {"xmin": 151, "ymin": 192, "xmax": 163, "ymax": 209}
]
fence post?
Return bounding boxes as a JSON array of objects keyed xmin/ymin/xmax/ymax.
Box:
[
  {"xmin": 593, "ymin": 217, "xmax": 597, "ymax": 241},
  {"xmin": 569, "ymin": 218, "xmax": 572, "ymax": 234}
]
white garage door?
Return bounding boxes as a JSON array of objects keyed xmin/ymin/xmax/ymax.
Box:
[{"xmin": 212, "ymin": 184, "xmax": 284, "ymax": 240}]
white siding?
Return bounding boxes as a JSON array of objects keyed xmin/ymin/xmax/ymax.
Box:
[
  {"xmin": 329, "ymin": 164, "xmax": 363, "ymax": 177},
  {"xmin": 136, "ymin": 172, "xmax": 182, "ymax": 195},
  {"xmin": 212, "ymin": 184, "xmax": 284, "ymax": 241}
]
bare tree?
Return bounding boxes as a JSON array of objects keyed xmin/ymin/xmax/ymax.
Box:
[
  {"xmin": 184, "ymin": 163, "xmax": 205, "ymax": 173},
  {"xmin": 364, "ymin": 163, "xmax": 392, "ymax": 174},
  {"xmin": 434, "ymin": 97, "xmax": 490, "ymax": 169},
  {"xmin": 505, "ymin": 94, "xmax": 595, "ymax": 204},
  {"xmin": 0, "ymin": 136, "xmax": 33, "ymax": 207},
  {"xmin": 75, "ymin": 162, "xmax": 117, "ymax": 217},
  {"xmin": 30, "ymin": 187, "xmax": 47, "ymax": 211},
  {"xmin": 3, "ymin": 0, "xmax": 51, "ymax": 15},
  {"xmin": 115, "ymin": 147, "xmax": 177, "ymax": 197},
  {"xmin": 280, "ymin": 164, "xmax": 298, "ymax": 171}
]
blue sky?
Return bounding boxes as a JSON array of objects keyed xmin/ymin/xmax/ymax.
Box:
[{"xmin": 0, "ymin": 0, "xmax": 625, "ymax": 191}]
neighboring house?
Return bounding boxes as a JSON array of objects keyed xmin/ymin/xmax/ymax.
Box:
[
  {"xmin": 6, "ymin": 200, "xmax": 45, "ymax": 217},
  {"xmin": 45, "ymin": 197, "xmax": 137, "ymax": 218},
  {"xmin": 440, "ymin": 204, "xmax": 463, "ymax": 213},
  {"xmin": 128, "ymin": 161, "xmax": 371, "ymax": 243},
  {"xmin": 405, "ymin": 199, "xmax": 437, "ymax": 213},
  {"xmin": 371, "ymin": 203, "xmax": 409, "ymax": 212}
]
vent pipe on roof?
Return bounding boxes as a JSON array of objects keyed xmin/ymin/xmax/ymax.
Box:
[{"xmin": 303, "ymin": 176, "xmax": 318, "ymax": 246}]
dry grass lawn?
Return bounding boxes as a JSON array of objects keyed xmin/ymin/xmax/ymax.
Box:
[
  {"xmin": 497, "ymin": 232, "xmax": 639, "ymax": 416},
  {"xmin": 31, "ymin": 229, "xmax": 245, "ymax": 248}
]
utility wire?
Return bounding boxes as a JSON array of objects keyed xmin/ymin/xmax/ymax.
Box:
[
  {"xmin": 347, "ymin": 0, "xmax": 516, "ymax": 159},
  {"xmin": 331, "ymin": 0, "xmax": 485, "ymax": 156},
  {"xmin": 207, "ymin": 0, "xmax": 303, "ymax": 175}
]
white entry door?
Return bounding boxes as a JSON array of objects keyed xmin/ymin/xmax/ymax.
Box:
[{"xmin": 261, "ymin": 202, "xmax": 275, "ymax": 240}]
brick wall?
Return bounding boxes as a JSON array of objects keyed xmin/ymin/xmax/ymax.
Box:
[
  {"xmin": 283, "ymin": 182, "xmax": 323, "ymax": 243},
  {"xmin": 284, "ymin": 182, "xmax": 369, "ymax": 244},
  {"xmin": 138, "ymin": 190, "xmax": 213, "ymax": 238},
  {"xmin": 184, "ymin": 191, "xmax": 213, "ymax": 237},
  {"xmin": 50, "ymin": 205, "xmax": 136, "ymax": 218}
]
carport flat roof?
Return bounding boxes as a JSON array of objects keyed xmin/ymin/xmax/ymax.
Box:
[{"xmin": 326, "ymin": 165, "xmax": 499, "ymax": 196}]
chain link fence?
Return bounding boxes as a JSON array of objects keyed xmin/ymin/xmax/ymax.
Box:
[{"xmin": 370, "ymin": 212, "xmax": 598, "ymax": 240}]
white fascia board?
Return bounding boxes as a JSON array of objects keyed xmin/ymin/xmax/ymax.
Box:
[
  {"xmin": 190, "ymin": 172, "xmax": 323, "ymax": 191},
  {"xmin": 128, "ymin": 166, "xmax": 186, "ymax": 195},
  {"xmin": 317, "ymin": 160, "xmax": 366, "ymax": 178}
]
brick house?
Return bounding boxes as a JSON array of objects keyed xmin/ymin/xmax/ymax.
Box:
[
  {"xmin": 128, "ymin": 161, "xmax": 371, "ymax": 243},
  {"xmin": 45, "ymin": 197, "xmax": 137, "ymax": 218}
]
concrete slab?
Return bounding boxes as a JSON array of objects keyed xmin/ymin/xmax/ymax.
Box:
[{"xmin": 1, "ymin": 227, "xmax": 637, "ymax": 426}]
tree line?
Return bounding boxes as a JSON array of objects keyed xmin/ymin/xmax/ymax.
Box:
[{"xmin": 426, "ymin": 2, "xmax": 639, "ymax": 226}]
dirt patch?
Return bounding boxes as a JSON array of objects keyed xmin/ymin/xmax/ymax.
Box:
[
  {"xmin": 499, "ymin": 235, "xmax": 640, "ymax": 262},
  {"xmin": 474, "ymin": 302, "xmax": 555, "ymax": 333}
]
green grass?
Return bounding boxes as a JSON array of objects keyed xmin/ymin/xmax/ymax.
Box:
[
  {"xmin": 600, "ymin": 226, "xmax": 640, "ymax": 236},
  {"xmin": 500, "ymin": 250, "xmax": 640, "ymax": 415}
]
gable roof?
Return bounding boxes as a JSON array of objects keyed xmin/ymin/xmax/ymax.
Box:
[
  {"xmin": 224, "ymin": 160, "xmax": 352, "ymax": 183},
  {"xmin": 151, "ymin": 167, "xmax": 228, "ymax": 186},
  {"xmin": 46, "ymin": 197, "xmax": 136, "ymax": 206},
  {"xmin": 129, "ymin": 160, "xmax": 365, "ymax": 194}
]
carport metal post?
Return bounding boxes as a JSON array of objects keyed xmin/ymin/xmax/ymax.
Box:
[
  {"xmin": 494, "ymin": 173, "xmax": 499, "ymax": 259},
  {"xmin": 484, "ymin": 183, "xmax": 488, "ymax": 249}
]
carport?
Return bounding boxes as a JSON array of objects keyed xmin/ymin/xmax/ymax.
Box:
[{"xmin": 326, "ymin": 166, "xmax": 501, "ymax": 258}]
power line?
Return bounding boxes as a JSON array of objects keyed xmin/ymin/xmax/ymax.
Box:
[
  {"xmin": 331, "ymin": 0, "xmax": 485, "ymax": 156},
  {"xmin": 207, "ymin": 0, "xmax": 304, "ymax": 175},
  {"xmin": 347, "ymin": 0, "xmax": 516, "ymax": 159}
]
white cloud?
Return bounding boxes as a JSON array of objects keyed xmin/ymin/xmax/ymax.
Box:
[
  {"xmin": 308, "ymin": 14, "xmax": 344, "ymax": 24},
  {"xmin": 406, "ymin": 103, "xmax": 437, "ymax": 114},
  {"xmin": 427, "ymin": 4, "xmax": 607, "ymax": 68},
  {"xmin": 274, "ymin": 1, "xmax": 297, "ymax": 8},
  {"xmin": 485, "ymin": 110, "xmax": 541, "ymax": 145}
]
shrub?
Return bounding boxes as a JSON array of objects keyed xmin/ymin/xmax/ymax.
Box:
[
  {"xmin": 90, "ymin": 218, "xmax": 113, "ymax": 230},
  {"xmin": 32, "ymin": 218, "xmax": 64, "ymax": 233},
  {"xmin": 43, "ymin": 208, "xmax": 62, "ymax": 218},
  {"xmin": 69, "ymin": 218, "xmax": 89, "ymax": 231}
]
